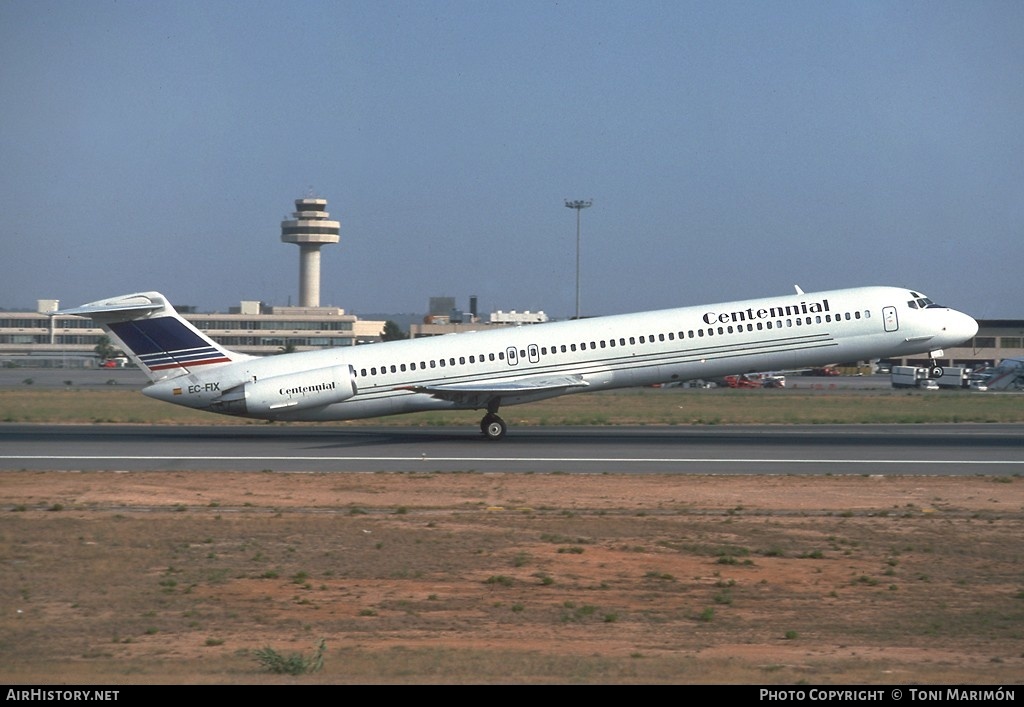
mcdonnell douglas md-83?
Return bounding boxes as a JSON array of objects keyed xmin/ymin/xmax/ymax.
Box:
[{"xmin": 59, "ymin": 286, "xmax": 978, "ymax": 439}]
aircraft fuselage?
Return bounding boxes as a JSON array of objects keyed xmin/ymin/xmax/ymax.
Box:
[{"xmin": 138, "ymin": 285, "xmax": 977, "ymax": 426}]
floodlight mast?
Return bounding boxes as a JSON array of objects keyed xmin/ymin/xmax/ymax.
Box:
[{"xmin": 564, "ymin": 199, "xmax": 593, "ymax": 319}]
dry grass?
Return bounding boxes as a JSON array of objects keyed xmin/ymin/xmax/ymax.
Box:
[
  {"xmin": 2, "ymin": 386, "xmax": 1022, "ymax": 425},
  {"xmin": 1, "ymin": 471, "xmax": 1022, "ymax": 684}
]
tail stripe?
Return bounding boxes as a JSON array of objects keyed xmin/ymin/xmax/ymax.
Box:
[
  {"xmin": 109, "ymin": 318, "xmax": 232, "ymax": 371},
  {"xmin": 143, "ymin": 348, "xmax": 233, "ymax": 371}
]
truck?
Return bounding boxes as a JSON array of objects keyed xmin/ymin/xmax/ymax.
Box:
[
  {"xmin": 892, "ymin": 365, "xmax": 970, "ymax": 389},
  {"xmin": 891, "ymin": 366, "xmax": 928, "ymax": 389},
  {"xmin": 932, "ymin": 366, "xmax": 970, "ymax": 389}
]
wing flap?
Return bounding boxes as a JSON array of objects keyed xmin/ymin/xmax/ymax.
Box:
[{"xmin": 407, "ymin": 373, "xmax": 589, "ymax": 401}]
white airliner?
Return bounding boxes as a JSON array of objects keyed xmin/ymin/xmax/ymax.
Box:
[{"xmin": 59, "ymin": 286, "xmax": 978, "ymax": 439}]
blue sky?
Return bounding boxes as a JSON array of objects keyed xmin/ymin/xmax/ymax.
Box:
[{"xmin": 1, "ymin": 0, "xmax": 1021, "ymax": 319}]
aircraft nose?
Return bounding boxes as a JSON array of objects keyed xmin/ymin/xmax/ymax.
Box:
[{"xmin": 945, "ymin": 309, "xmax": 978, "ymax": 345}]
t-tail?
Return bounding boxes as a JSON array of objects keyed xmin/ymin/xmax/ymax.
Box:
[{"xmin": 58, "ymin": 292, "xmax": 249, "ymax": 381}]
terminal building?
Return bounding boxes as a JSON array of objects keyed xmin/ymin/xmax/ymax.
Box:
[{"xmin": 408, "ymin": 295, "xmax": 549, "ymax": 338}]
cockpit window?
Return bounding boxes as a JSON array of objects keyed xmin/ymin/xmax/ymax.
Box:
[{"xmin": 907, "ymin": 296, "xmax": 937, "ymax": 309}]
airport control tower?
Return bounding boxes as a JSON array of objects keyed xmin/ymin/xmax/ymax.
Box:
[{"xmin": 280, "ymin": 197, "xmax": 341, "ymax": 307}]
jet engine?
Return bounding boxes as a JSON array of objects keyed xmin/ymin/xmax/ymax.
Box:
[{"xmin": 215, "ymin": 365, "xmax": 357, "ymax": 416}]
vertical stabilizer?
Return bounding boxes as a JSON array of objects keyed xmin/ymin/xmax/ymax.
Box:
[{"xmin": 58, "ymin": 292, "xmax": 248, "ymax": 381}]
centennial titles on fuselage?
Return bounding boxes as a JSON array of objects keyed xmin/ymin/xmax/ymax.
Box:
[
  {"xmin": 702, "ymin": 298, "xmax": 830, "ymax": 326},
  {"xmin": 280, "ymin": 380, "xmax": 337, "ymax": 397}
]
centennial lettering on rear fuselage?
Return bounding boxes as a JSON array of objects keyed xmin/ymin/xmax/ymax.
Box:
[
  {"xmin": 702, "ymin": 299, "xmax": 830, "ymax": 326},
  {"xmin": 281, "ymin": 381, "xmax": 336, "ymax": 396}
]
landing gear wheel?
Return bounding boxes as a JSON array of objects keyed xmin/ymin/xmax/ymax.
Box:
[
  {"xmin": 481, "ymin": 413, "xmax": 507, "ymax": 440},
  {"xmin": 930, "ymin": 365, "xmax": 944, "ymax": 379}
]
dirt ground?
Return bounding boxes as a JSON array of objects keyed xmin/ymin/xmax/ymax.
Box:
[{"xmin": 1, "ymin": 470, "xmax": 1022, "ymax": 684}]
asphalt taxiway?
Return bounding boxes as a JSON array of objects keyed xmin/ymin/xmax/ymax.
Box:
[{"xmin": 1, "ymin": 423, "xmax": 1021, "ymax": 475}]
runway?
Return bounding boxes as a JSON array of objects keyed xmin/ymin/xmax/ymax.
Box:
[{"xmin": 1, "ymin": 423, "xmax": 1021, "ymax": 474}]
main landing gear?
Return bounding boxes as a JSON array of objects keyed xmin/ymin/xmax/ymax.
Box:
[
  {"xmin": 480, "ymin": 413, "xmax": 507, "ymax": 440},
  {"xmin": 480, "ymin": 398, "xmax": 507, "ymax": 440}
]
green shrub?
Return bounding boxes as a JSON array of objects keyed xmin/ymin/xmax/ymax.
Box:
[{"xmin": 254, "ymin": 639, "xmax": 325, "ymax": 675}]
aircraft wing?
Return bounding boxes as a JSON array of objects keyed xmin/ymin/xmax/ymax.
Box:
[{"xmin": 406, "ymin": 373, "xmax": 589, "ymax": 401}]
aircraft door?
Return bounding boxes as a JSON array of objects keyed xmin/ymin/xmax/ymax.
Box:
[
  {"xmin": 506, "ymin": 346, "xmax": 519, "ymax": 366},
  {"xmin": 882, "ymin": 306, "xmax": 898, "ymax": 332},
  {"xmin": 527, "ymin": 344, "xmax": 540, "ymax": 364}
]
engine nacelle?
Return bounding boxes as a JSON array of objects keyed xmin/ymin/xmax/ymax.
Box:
[{"xmin": 239, "ymin": 365, "xmax": 358, "ymax": 416}]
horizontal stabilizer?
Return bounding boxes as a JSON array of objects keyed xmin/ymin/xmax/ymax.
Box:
[{"xmin": 57, "ymin": 293, "xmax": 166, "ymax": 320}]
